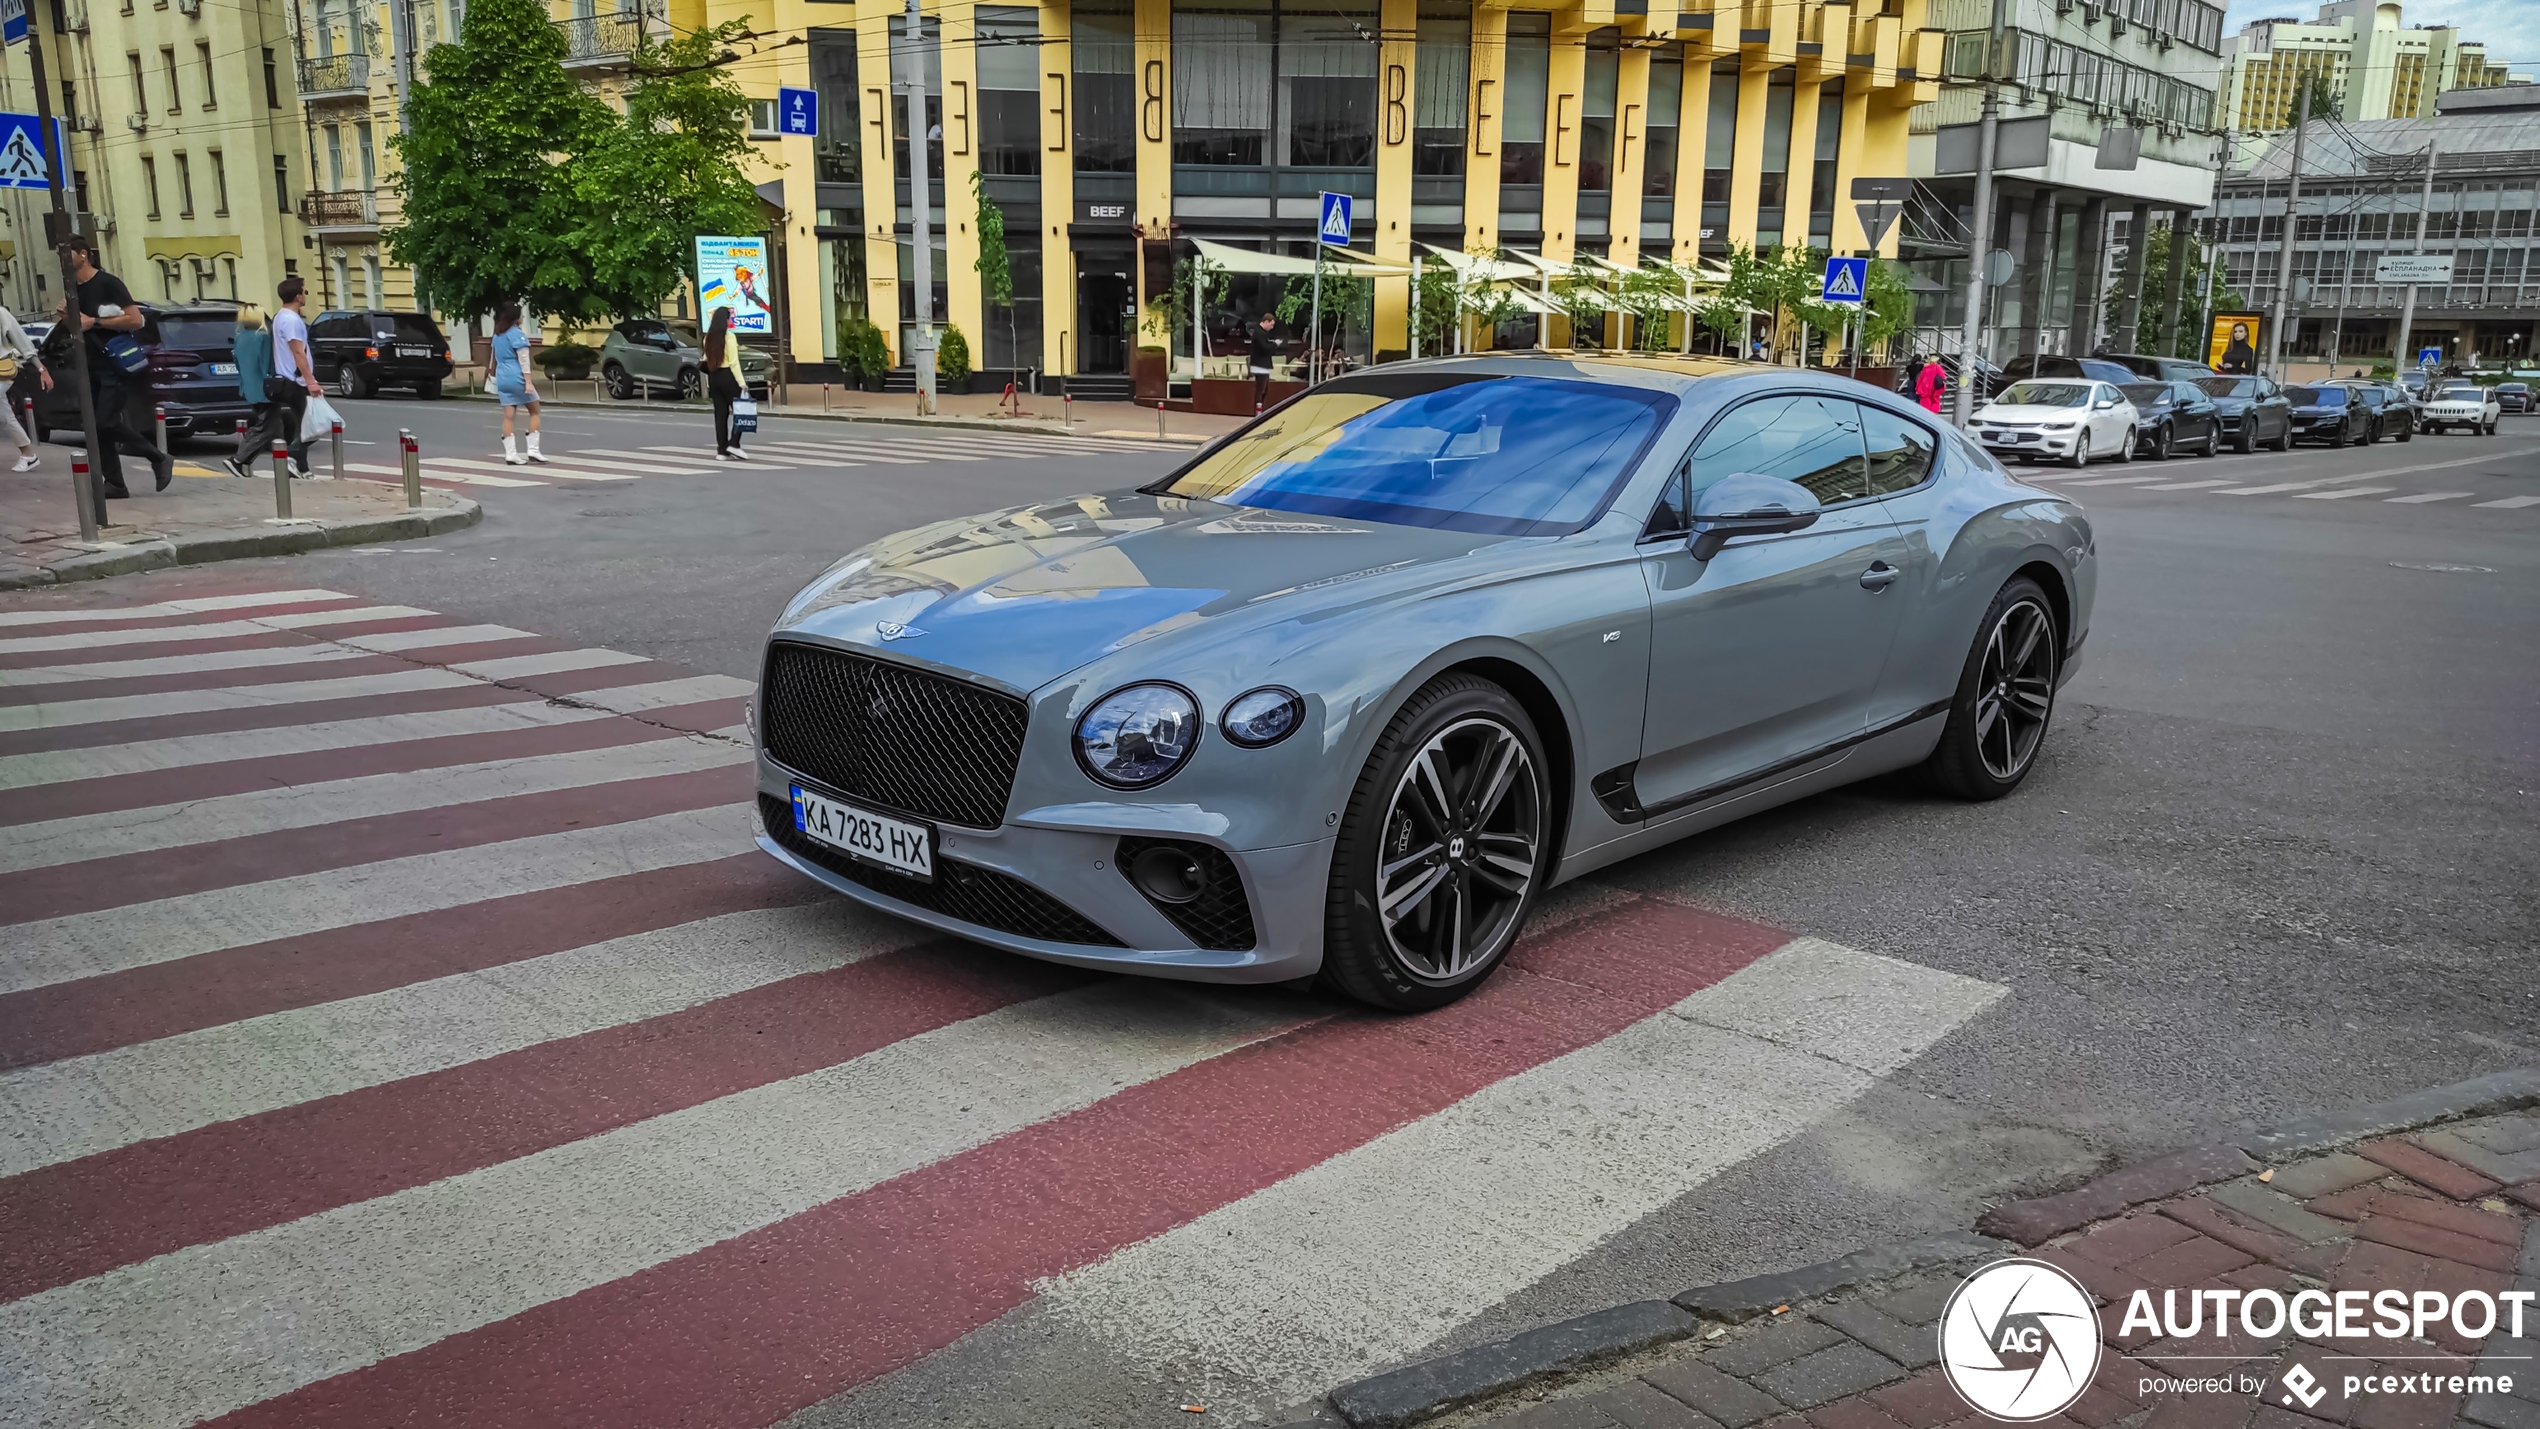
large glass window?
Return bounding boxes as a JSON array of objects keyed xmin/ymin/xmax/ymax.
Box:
[
  {"xmin": 1643, "ymin": 48, "xmax": 1681, "ymax": 200},
  {"xmin": 1700, "ymin": 60, "xmax": 1736, "ymax": 251},
  {"xmin": 1280, "ymin": 2, "xmax": 1378, "ymax": 168},
  {"xmin": 1154, "ymin": 373, "xmax": 1674, "ymax": 537},
  {"xmin": 1499, "ymin": 13, "xmax": 1550, "ymax": 186},
  {"xmin": 1807, "ymin": 81, "xmax": 1841, "ymax": 246},
  {"xmin": 1174, "ymin": 0, "xmax": 1272, "ymax": 165},
  {"xmin": 1757, "ymin": 68, "xmax": 1794, "ymax": 249},
  {"xmin": 1412, "ymin": 8, "xmax": 1467, "ymax": 177},
  {"xmin": 887, "ymin": 15, "xmax": 943, "ymax": 202},
  {"xmin": 1073, "ymin": 2, "xmax": 1135, "ymax": 173},
  {"xmin": 1579, "ymin": 30, "xmax": 1619, "ymax": 193},
  {"xmin": 810, "ymin": 30, "xmax": 860, "ymax": 184},
  {"xmin": 976, "ymin": 8, "xmax": 1039, "ymax": 177}
]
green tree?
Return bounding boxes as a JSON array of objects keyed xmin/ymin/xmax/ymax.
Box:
[
  {"xmin": 1412, "ymin": 258, "xmax": 1458, "ymax": 356},
  {"xmin": 386, "ymin": 0, "xmax": 607, "ymax": 320},
  {"xmin": 1459, "ymin": 250, "xmax": 1522, "ymax": 347},
  {"xmin": 1617, "ymin": 265, "xmax": 1683, "ymax": 352},
  {"xmin": 1549, "ymin": 269, "xmax": 1609, "ymax": 348},
  {"xmin": 972, "ymin": 169, "xmax": 1017, "ymax": 369},
  {"xmin": 2290, "ymin": 72, "xmax": 2341, "ymax": 128},
  {"xmin": 568, "ymin": 19, "xmax": 767, "ymax": 322},
  {"xmin": 1860, "ymin": 258, "xmax": 1915, "ymax": 355},
  {"xmin": 2108, "ymin": 223, "xmax": 2246, "ymax": 357}
]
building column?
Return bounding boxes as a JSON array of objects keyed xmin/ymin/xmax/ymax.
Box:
[
  {"xmin": 2158, "ymin": 206, "xmax": 2195, "ymax": 358},
  {"xmin": 1464, "ymin": 5, "xmax": 1508, "ymax": 256},
  {"xmin": 1726, "ymin": 57, "xmax": 1770, "ymax": 254},
  {"xmin": 942, "ymin": 1, "xmax": 986, "ymax": 363},
  {"xmin": 1858, "ymin": 88, "xmax": 1915, "ymax": 259},
  {"xmin": 2017, "ymin": 189, "xmax": 2056, "ymax": 357},
  {"xmin": 1781, "ymin": 67, "xmax": 1824, "ymax": 255},
  {"xmin": 1609, "ymin": 38, "xmax": 1651, "ymax": 269},
  {"xmin": 1667, "ymin": 44, "xmax": 1717, "ymax": 269},
  {"xmin": 1542, "ymin": 12, "xmax": 1588, "ymax": 350},
  {"xmin": 859, "ymin": 6, "xmax": 901, "ymax": 363},
  {"xmin": 2113, "ymin": 199, "xmax": 2151, "ymax": 353},
  {"xmin": 1133, "ymin": 0, "xmax": 1173, "ymax": 346},
  {"xmin": 2068, "ymin": 195, "xmax": 2107, "ymax": 353},
  {"xmin": 1041, "ymin": 0, "xmax": 1075, "ymax": 378},
  {"xmin": 1827, "ymin": 79, "xmax": 1871, "ymax": 253},
  {"xmin": 1374, "ymin": 0, "xmax": 1418, "ymax": 357}
]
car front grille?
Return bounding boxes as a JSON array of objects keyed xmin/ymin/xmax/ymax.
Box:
[
  {"xmin": 759, "ymin": 640, "xmax": 1028, "ymax": 830},
  {"xmin": 1115, "ymin": 836, "xmax": 1258, "ymax": 952},
  {"xmin": 762, "ymin": 794, "xmax": 1124, "ymax": 947}
]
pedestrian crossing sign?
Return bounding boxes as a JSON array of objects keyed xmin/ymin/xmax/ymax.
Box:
[
  {"xmin": 1318, "ymin": 191, "xmax": 1353, "ymax": 247},
  {"xmin": 1820, "ymin": 256, "xmax": 1867, "ymax": 306},
  {"xmin": 0, "ymin": 112, "xmax": 66, "ymax": 190}
]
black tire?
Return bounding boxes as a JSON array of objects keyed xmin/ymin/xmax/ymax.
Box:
[
  {"xmin": 2151, "ymin": 424, "xmax": 2173, "ymax": 460},
  {"xmin": 2395, "ymin": 418, "xmax": 2412, "ymax": 442},
  {"xmin": 602, "ymin": 363, "xmax": 634, "ymax": 400},
  {"xmin": 2235, "ymin": 418, "xmax": 2256, "ymax": 454},
  {"xmin": 2268, "ymin": 420, "xmax": 2292, "ymax": 452},
  {"xmin": 1322, "ymin": 674, "xmax": 1550, "ymax": 1012},
  {"xmin": 337, "ymin": 365, "xmax": 369, "ymax": 400},
  {"xmin": 677, "ymin": 367, "xmax": 703, "ymax": 400},
  {"xmin": 1918, "ymin": 577, "xmax": 2060, "ymax": 801},
  {"xmin": 2199, "ymin": 423, "xmax": 2220, "ymax": 457}
]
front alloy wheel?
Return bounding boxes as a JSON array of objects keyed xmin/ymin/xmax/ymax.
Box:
[
  {"xmin": 1325, "ymin": 675, "xmax": 1546, "ymax": 1010},
  {"xmin": 2151, "ymin": 424, "xmax": 2173, "ymax": 460},
  {"xmin": 1920, "ymin": 577, "xmax": 2059, "ymax": 800},
  {"xmin": 2236, "ymin": 418, "xmax": 2256, "ymax": 453}
]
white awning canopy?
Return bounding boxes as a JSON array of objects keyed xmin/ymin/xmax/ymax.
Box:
[{"xmin": 1189, "ymin": 236, "xmax": 1410, "ymax": 276}]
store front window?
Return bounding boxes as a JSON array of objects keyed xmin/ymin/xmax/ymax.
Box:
[
  {"xmin": 1579, "ymin": 30, "xmax": 1618, "ymax": 194},
  {"xmin": 1499, "ymin": 12, "xmax": 1550, "ymax": 187},
  {"xmin": 1074, "ymin": 2, "xmax": 1135, "ymax": 173},
  {"xmin": 977, "ymin": 8, "xmax": 1040, "ymax": 176},
  {"xmin": 811, "ymin": 30, "xmax": 860, "ymax": 184},
  {"xmin": 1412, "ymin": 8, "xmax": 1467, "ymax": 178}
]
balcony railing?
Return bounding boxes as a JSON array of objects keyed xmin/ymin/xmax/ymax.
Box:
[
  {"xmin": 562, "ymin": 6, "xmax": 651, "ymax": 67},
  {"xmin": 299, "ymin": 188, "xmax": 379, "ymax": 230},
  {"xmin": 298, "ymin": 53, "xmax": 371, "ymax": 100}
]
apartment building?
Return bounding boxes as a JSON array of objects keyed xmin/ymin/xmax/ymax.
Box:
[{"xmin": 2217, "ymin": 1, "xmax": 2522, "ymax": 133}]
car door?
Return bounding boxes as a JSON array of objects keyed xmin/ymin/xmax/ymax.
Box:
[
  {"xmin": 1633, "ymin": 393, "xmax": 1912, "ymax": 814},
  {"xmin": 2174, "ymin": 381, "xmax": 2216, "ymax": 445},
  {"xmin": 621, "ymin": 320, "xmax": 671, "ymax": 387}
]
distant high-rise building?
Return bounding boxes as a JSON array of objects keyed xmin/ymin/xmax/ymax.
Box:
[{"xmin": 2219, "ymin": 1, "xmax": 2527, "ymax": 132}]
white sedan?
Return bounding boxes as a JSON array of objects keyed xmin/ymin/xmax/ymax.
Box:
[
  {"xmin": 2420, "ymin": 383, "xmax": 2500, "ymax": 435},
  {"xmin": 1972, "ymin": 380, "xmax": 2140, "ymax": 467}
]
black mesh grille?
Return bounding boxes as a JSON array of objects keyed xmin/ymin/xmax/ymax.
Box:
[
  {"xmin": 759, "ymin": 640, "xmax": 1029, "ymax": 829},
  {"xmin": 763, "ymin": 794, "xmax": 1124, "ymax": 946},
  {"xmin": 1116, "ymin": 836, "xmax": 1258, "ymax": 952}
]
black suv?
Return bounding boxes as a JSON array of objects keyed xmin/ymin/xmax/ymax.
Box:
[
  {"xmin": 27, "ymin": 305, "xmax": 257, "ymax": 444},
  {"xmin": 309, "ymin": 310, "xmax": 454, "ymax": 399}
]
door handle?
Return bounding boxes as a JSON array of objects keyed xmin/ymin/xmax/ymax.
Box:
[{"xmin": 1859, "ymin": 561, "xmax": 1900, "ymax": 591}]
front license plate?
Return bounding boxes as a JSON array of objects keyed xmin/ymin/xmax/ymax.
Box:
[
  {"xmin": 211, "ymin": 363, "xmax": 238, "ymax": 375},
  {"xmin": 791, "ymin": 785, "xmax": 933, "ymax": 880}
]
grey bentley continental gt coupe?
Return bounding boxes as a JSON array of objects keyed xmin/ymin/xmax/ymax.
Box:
[{"xmin": 754, "ymin": 356, "xmax": 2095, "ymax": 1010}]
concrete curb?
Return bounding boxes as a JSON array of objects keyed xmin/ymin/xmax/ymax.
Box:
[
  {"xmin": 1671, "ymin": 1231, "xmax": 2012, "ymax": 1323},
  {"xmin": 0, "ymin": 498, "xmax": 481, "ymax": 589},
  {"xmin": 1328, "ymin": 1302, "xmax": 1699, "ymax": 1429},
  {"xmin": 449, "ymin": 389, "xmax": 1206, "ymax": 442}
]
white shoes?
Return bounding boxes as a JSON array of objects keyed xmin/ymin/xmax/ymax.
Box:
[
  {"xmin": 11, "ymin": 454, "xmax": 38, "ymax": 472},
  {"xmin": 502, "ymin": 437, "xmax": 523, "ymax": 466},
  {"xmin": 526, "ymin": 434, "xmax": 548, "ymax": 464},
  {"xmin": 728, "ymin": 447, "xmax": 751, "ymax": 461}
]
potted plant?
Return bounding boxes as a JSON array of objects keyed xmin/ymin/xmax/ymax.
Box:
[
  {"xmin": 534, "ymin": 335, "xmax": 599, "ymax": 382},
  {"xmin": 936, "ymin": 324, "xmax": 973, "ymax": 393},
  {"xmin": 843, "ymin": 319, "xmax": 891, "ymax": 392}
]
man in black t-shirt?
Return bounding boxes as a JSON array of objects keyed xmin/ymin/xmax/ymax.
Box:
[{"xmin": 61, "ymin": 233, "xmax": 172, "ymax": 498}]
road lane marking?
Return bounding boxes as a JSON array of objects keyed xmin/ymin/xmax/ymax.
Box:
[
  {"xmin": 0, "ymin": 643, "xmax": 376, "ymax": 688},
  {"xmin": 2294, "ymin": 486, "xmax": 2394, "ymax": 499},
  {"xmin": 0, "ymin": 590, "xmax": 352, "ymax": 628},
  {"xmin": 2217, "ymin": 480, "xmax": 2342, "ymax": 495},
  {"xmin": 2141, "ymin": 479, "xmax": 2238, "ymax": 490},
  {"xmin": 2471, "ymin": 494, "xmax": 2540, "ymax": 508},
  {"xmin": 0, "ymin": 667, "xmax": 481, "ymax": 733},
  {"xmin": 2383, "ymin": 491, "xmax": 2474, "ymax": 504},
  {"xmin": 2064, "ymin": 474, "xmax": 2164, "ymax": 486},
  {"xmin": 345, "ymin": 461, "xmax": 547, "ymax": 488},
  {"xmin": 0, "ymin": 605, "xmax": 435, "ymax": 656}
]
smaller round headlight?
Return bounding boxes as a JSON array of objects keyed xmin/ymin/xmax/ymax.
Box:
[
  {"xmin": 1076, "ymin": 683, "xmax": 1201, "ymax": 788},
  {"xmin": 1220, "ymin": 686, "xmax": 1304, "ymax": 748}
]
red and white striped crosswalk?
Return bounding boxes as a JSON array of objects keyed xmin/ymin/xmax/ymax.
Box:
[{"xmin": 0, "ymin": 583, "xmax": 2009, "ymax": 1428}]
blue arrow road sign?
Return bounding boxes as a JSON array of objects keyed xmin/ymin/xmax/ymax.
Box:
[
  {"xmin": 1821, "ymin": 255, "xmax": 1867, "ymax": 305},
  {"xmin": 0, "ymin": 113, "xmax": 67, "ymax": 191},
  {"xmin": 1318, "ymin": 190, "xmax": 1353, "ymax": 247},
  {"xmin": 778, "ymin": 86, "xmax": 818, "ymax": 137}
]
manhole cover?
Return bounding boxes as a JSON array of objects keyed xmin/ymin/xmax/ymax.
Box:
[{"xmin": 2387, "ymin": 561, "xmax": 2493, "ymax": 573}]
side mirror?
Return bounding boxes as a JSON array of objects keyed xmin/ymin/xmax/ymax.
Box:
[{"xmin": 1688, "ymin": 474, "xmax": 1822, "ymax": 561}]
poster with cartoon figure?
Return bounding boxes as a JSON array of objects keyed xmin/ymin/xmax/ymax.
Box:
[{"xmin": 696, "ymin": 236, "xmax": 773, "ymax": 334}]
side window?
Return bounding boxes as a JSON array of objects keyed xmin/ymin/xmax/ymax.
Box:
[
  {"xmin": 1642, "ymin": 460, "xmax": 1691, "ymax": 539},
  {"xmin": 1686, "ymin": 395, "xmax": 1870, "ymax": 507},
  {"xmin": 1861, "ymin": 405, "xmax": 1937, "ymax": 496}
]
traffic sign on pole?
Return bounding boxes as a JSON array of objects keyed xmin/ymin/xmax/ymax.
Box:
[
  {"xmin": 1854, "ymin": 202, "xmax": 1901, "ymax": 250},
  {"xmin": 0, "ymin": 0, "xmax": 25, "ymax": 46},
  {"xmin": 1317, "ymin": 191, "xmax": 1353, "ymax": 246},
  {"xmin": 777, "ymin": 87, "xmax": 818, "ymax": 137},
  {"xmin": 0, "ymin": 112, "xmax": 68, "ymax": 189},
  {"xmin": 1820, "ymin": 256, "xmax": 1867, "ymax": 305}
]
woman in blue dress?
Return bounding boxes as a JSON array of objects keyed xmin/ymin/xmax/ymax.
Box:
[{"xmin": 489, "ymin": 301, "xmax": 545, "ymax": 464}]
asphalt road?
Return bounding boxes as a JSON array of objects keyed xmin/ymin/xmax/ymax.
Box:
[{"xmin": 16, "ymin": 396, "xmax": 2539, "ymax": 1428}]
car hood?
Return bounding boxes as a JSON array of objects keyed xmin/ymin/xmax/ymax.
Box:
[
  {"xmin": 772, "ymin": 490, "xmax": 1525, "ymax": 694},
  {"xmin": 1973, "ymin": 403, "xmax": 2097, "ymax": 423}
]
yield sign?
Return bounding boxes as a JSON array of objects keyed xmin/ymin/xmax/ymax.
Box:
[{"xmin": 1855, "ymin": 201, "xmax": 1901, "ymax": 250}]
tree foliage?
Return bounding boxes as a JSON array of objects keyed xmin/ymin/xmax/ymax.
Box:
[
  {"xmin": 1550, "ymin": 270, "xmax": 1606, "ymax": 348},
  {"xmin": 386, "ymin": 0, "xmax": 605, "ymax": 320},
  {"xmin": 1617, "ymin": 266, "xmax": 1683, "ymax": 352},
  {"xmin": 1411, "ymin": 258, "xmax": 1458, "ymax": 356},
  {"xmin": 567, "ymin": 19, "xmax": 768, "ymax": 322},
  {"xmin": 2108, "ymin": 223, "xmax": 2246, "ymax": 357}
]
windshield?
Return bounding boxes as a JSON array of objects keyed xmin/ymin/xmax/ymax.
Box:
[
  {"xmin": 1996, "ymin": 382, "xmax": 2090, "ymax": 408},
  {"xmin": 2197, "ymin": 378, "xmax": 2256, "ymax": 398},
  {"xmin": 153, "ymin": 316, "xmax": 241, "ymax": 354},
  {"xmin": 1153, "ymin": 374, "xmax": 1672, "ymax": 537},
  {"xmin": 2435, "ymin": 386, "xmax": 2480, "ymax": 401},
  {"xmin": 2286, "ymin": 387, "xmax": 2346, "ymax": 407},
  {"xmin": 2119, "ymin": 383, "xmax": 2168, "ymax": 405}
]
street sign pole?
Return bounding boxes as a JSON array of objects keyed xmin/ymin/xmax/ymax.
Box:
[
  {"xmin": 898, "ymin": 0, "xmax": 936, "ymax": 415},
  {"xmin": 1308, "ymin": 242, "xmax": 1324, "ymax": 388},
  {"xmin": 17, "ymin": 5, "xmax": 107, "ymax": 538},
  {"xmin": 1311, "ymin": 191, "xmax": 1352, "ymax": 388},
  {"xmin": 2392, "ymin": 138, "xmax": 2438, "ymax": 378}
]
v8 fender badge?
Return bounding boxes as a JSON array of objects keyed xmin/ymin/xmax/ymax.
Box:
[
  {"xmin": 874, "ymin": 621, "xmax": 925, "ymax": 642},
  {"xmin": 1939, "ymin": 1258, "xmax": 2104, "ymax": 1421}
]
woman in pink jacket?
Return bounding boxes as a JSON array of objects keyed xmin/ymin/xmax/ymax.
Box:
[{"xmin": 1914, "ymin": 358, "xmax": 1947, "ymax": 414}]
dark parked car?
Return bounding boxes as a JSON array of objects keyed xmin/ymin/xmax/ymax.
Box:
[
  {"xmin": 309, "ymin": 310, "xmax": 453, "ymax": 399},
  {"xmin": 27, "ymin": 305, "xmax": 256, "ymax": 445},
  {"xmin": 2283, "ymin": 385, "xmax": 2371, "ymax": 446},
  {"xmin": 2328, "ymin": 379, "xmax": 2414, "ymax": 442},
  {"xmin": 2121, "ymin": 380, "xmax": 2223, "ymax": 459},
  {"xmin": 2495, "ymin": 382, "xmax": 2531, "ymax": 414},
  {"xmin": 2105, "ymin": 353, "xmax": 2221, "ymax": 384},
  {"xmin": 2194, "ymin": 375, "xmax": 2294, "ymax": 452},
  {"xmin": 1996, "ymin": 354, "xmax": 2140, "ymax": 387}
]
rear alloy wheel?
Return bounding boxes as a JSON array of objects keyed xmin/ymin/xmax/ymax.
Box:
[
  {"xmin": 1920, "ymin": 577, "xmax": 2060, "ymax": 800},
  {"xmin": 2115, "ymin": 427, "xmax": 2137, "ymax": 463},
  {"xmin": 2269, "ymin": 420, "xmax": 2293, "ymax": 452},
  {"xmin": 2236, "ymin": 418, "xmax": 2256, "ymax": 453},
  {"xmin": 2151, "ymin": 424, "xmax": 2173, "ymax": 460},
  {"xmin": 2199, "ymin": 423, "xmax": 2220, "ymax": 457},
  {"xmin": 336, "ymin": 366, "xmax": 369, "ymax": 400},
  {"xmin": 1323, "ymin": 674, "xmax": 1546, "ymax": 1011}
]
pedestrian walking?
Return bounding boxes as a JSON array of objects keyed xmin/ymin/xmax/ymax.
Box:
[
  {"xmin": 219, "ymin": 306, "xmax": 278, "ymax": 479},
  {"xmin": 1915, "ymin": 356, "xmax": 1948, "ymax": 414},
  {"xmin": 0, "ymin": 302, "xmax": 49, "ymax": 472},
  {"xmin": 254, "ymin": 278, "xmax": 322, "ymax": 480},
  {"xmin": 489, "ymin": 302, "xmax": 544, "ymax": 464},
  {"xmin": 1247, "ymin": 313, "xmax": 1282, "ymax": 414},
  {"xmin": 703, "ymin": 306, "xmax": 748, "ymax": 461},
  {"xmin": 59, "ymin": 233, "xmax": 172, "ymax": 498}
]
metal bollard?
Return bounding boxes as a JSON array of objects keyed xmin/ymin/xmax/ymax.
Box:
[
  {"xmin": 271, "ymin": 438, "xmax": 293, "ymax": 519},
  {"xmin": 1157, "ymin": 404, "xmax": 1165, "ymax": 440},
  {"xmin": 1064, "ymin": 392, "xmax": 1073, "ymax": 428},
  {"xmin": 400, "ymin": 428, "xmax": 421, "ymax": 509},
  {"xmin": 155, "ymin": 403, "xmax": 167, "ymax": 455},
  {"xmin": 331, "ymin": 420, "xmax": 345, "ymax": 481}
]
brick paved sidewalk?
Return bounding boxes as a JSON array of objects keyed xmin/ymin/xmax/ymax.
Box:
[{"xmin": 1451, "ymin": 1113, "xmax": 2540, "ymax": 1429}]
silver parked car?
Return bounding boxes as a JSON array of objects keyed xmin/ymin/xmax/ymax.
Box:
[{"xmin": 754, "ymin": 357, "xmax": 2096, "ymax": 1010}]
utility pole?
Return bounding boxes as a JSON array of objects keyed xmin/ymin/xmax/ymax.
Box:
[
  {"xmin": 2391, "ymin": 138, "xmax": 2437, "ymax": 378},
  {"xmin": 1953, "ymin": 0, "xmax": 2008, "ymax": 427},
  {"xmin": 898, "ymin": 0, "xmax": 937, "ymax": 415},
  {"xmin": 21, "ymin": 3, "xmax": 108, "ymax": 539},
  {"xmin": 2264, "ymin": 85, "xmax": 2308, "ymax": 378}
]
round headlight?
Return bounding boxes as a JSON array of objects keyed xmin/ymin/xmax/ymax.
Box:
[
  {"xmin": 1075, "ymin": 683, "xmax": 1201, "ymax": 788},
  {"xmin": 1220, "ymin": 686, "xmax": 1304, "ymax": 748}
]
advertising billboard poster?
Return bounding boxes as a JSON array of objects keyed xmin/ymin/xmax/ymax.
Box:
[
  {"xmin": 695, "ymin": 236, "xmax": 772, "ymax": 334},
  {"xmin": 2207, "ymin": 313, "xmax": 2263, "ymax": 375}
]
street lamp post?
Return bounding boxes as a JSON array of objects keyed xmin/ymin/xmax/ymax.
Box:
[
  {"xmin": 1953, "ymin": 0, "xmax": 2008, "ymax": 428},
  {"xmin": 897, "ymin": 0, "xmax": 937, "ymax": 416},
  {"xmin": 2265, "ymin": 86, "xmax": 2310, "ymax": 378}
]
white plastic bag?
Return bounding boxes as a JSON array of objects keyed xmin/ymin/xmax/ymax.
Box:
[{"xmin": 301, "ymin": 392, "xmax": 344, "ymax": 443}]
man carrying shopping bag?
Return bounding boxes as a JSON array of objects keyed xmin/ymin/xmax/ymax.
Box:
[{"xmin": 244, "ymin": 277, "xmax": 322, "ymax": 479}]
